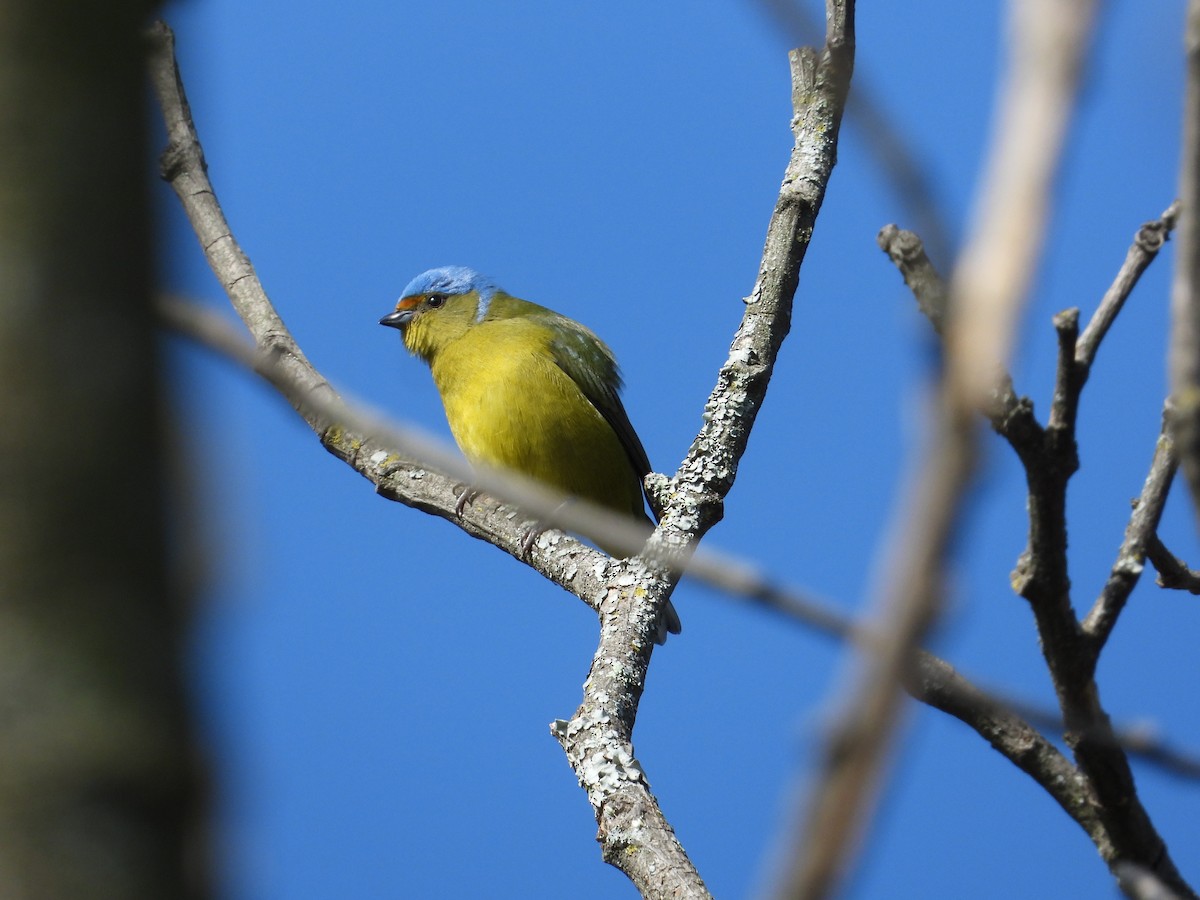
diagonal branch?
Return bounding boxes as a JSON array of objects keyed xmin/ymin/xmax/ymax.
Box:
[
  {"xmin": 1082, "ymin": 422, "xmax": 1179, "ymax": 651},
  {"xmin": 754, "ymin": 0, "xmax": 953, "ymax": 266},
  {"xmin": 1146, "ymin": 536, "xmax": 1200, "ymax": 594},
  {"xmin": 907, "ymin": 653, "xmax": 1106, "ymax": 842},
  {"xmin": 1078, "ymin": 202, "xmax": 1180, "ymax": 371},
  {"xmin": 151, "ymin": 2, "xmax": 859, "ymax": 891},
  {"xmin": 148, "ymin": 23, "xmax": 710, "ymax": 896},
  {"xmin": 560, "ymin": 2, "xmax": 856, "ymax": 894}
]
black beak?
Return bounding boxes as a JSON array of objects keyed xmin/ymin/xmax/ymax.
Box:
[{"xmin": 379, "ymin": 310, "xmax": 412, "ymax": 330}]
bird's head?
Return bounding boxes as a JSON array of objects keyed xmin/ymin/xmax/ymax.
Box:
[{"xmin": 380, "ymin": 266, "xmax": 502, "ymax": 361}]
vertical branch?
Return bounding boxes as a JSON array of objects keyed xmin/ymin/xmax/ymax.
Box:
[{"xmin": 1170, "ymin": 0, "xmax": 1200, "ymax": 532}]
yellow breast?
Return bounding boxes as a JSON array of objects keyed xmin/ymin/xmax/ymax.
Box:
[{"xmin": 429, "ymin": 318, "xmax": 645, "ymax": 519}]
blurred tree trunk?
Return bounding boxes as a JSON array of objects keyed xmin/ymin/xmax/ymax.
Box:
[{"xmin": 0, "ymin": 3, "xmax": 204, "ymax": 898}]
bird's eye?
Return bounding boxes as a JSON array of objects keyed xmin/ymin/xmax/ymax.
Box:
[{"xmin": 427, "ymin": 293, "xmax": 447, "ymax": 309}]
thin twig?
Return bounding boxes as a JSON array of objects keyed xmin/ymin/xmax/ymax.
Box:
[
  {"xmin": 908, "ymin": 653, "xmax": 1105, "ymax": 838},
  {"xmin": 1078, "ymin": 202, "xmax": 1181, "ymax": 371},
  {"xmin": 875, "ymin": 225, "xmax": 948, "ymax": 333},
  {"xmin": 876, "ymin": 224, "xmax": 1042, "ymax": 455},
  {"xmin": 1082, "ymin": 425, "xmax": 1179, "ymax": 650},
  {"xmin": 1146, "ymin": 536, "xmax": 1200, "ymax": 594}
]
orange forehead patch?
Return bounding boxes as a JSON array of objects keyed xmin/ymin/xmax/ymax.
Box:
[{"xmin": 396, "ymin": 295, "xmax": 423, "ymax": 311}]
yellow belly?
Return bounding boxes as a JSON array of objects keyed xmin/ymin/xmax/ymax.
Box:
[{"xmin": 430, "ymin": 320, "xmax": 645, "ymax": 519}]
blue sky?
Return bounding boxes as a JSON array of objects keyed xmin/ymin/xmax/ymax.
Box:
[{"xmin": 159, "ymin": 2, "xmax": 1194, "ymax": 897}]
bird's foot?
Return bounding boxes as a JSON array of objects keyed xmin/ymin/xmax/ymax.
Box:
[
  {"xmin": 518, "ymin": 521, "xmax": 547, "ymax": 558},
  {"xmin": 454, "ymin": 485, "xmax": 480, "ymax": 517}
]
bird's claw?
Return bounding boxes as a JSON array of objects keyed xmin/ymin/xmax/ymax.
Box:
[
  {"xmin": 454, "ymin": 485, "xmax": 480, "ymax": 517},
  {"xmin": 518, "ymin": 522, "xmax": 546, "ymax": 558}
]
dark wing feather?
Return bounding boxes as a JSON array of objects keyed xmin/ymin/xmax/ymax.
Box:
[{"xmin": 544, "ymin": 314, "xmax": 652, "ymax": 481}]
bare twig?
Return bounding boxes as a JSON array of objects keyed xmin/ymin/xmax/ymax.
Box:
[
  {"xmin": 1082, "ymin": 426, "xmax": 1179, "ymax": 650},
  {"xmin": 1170, "ymin": 0, "xmax": 1200, "ymax": 533},
  {"xmin": 871, "ymin": 3, "xmax": 1200, "ymax": 896},
  {"xmin": 887, "ymin": 236, "xmax": 1194, "ymax": 894},
  {"xmin": 1146, "ymin": 536, "xmax": 1200, "ymax": 594},
  {"xmin": 875, "ymin": 225, "xmax": 948, "ymax": 333},
  {"xmin": 908, "ymin": 654, "xmax": 1105, "ymax": 836},
  {"xmin": 876, "ymin": 224, "xmax": 1043, "ymax": 457},
  {"xmin": 942, "ymin": 8, "xmax": 1193, "ymax": 890},
  {"xmin": 1078, "ymin": 202, "xmax": 1181, "ymax": 370}
]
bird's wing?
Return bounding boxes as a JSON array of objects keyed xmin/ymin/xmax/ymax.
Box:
[{"xmin": 545, "ymin": 315, "xmax": 653, "ymax": 481}]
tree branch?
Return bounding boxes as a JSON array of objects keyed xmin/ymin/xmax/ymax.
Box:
[
  {"xmin": 876, "ymin": 224, "xmax": 1043, "ymax": 458},
  {"xmin": 1078, "ymin": 202, "xmax": 1181, "ymax": 371},
  {"xmin": 151, "ymin": 1, "xmax": 862, "ymax": 888},
  {"xmin": 907, "ymin": 653, "xmax": 1107, "ymax": 843},
  {"xmin": 148, "ymin": 23, "xmax": 711, "ymax": 895},
  {"xmin": 1146, "ymin": 535, "xmax": 1200, "ymax": 594},
  {"xmin": 559, "ymin": 0, "xmax": 855, "ymax": 891},
  {"xmin": 1082, "ymin": 424, "xmax": 1179, "ymax": 650},
  {"xmin": 883, "ymin": 214, "xmax": 1200, "ymax": 892},
  {"xmin": 776, "ymin": 5, "xmax": 1099, "ymax": 897},
  {"xmin": 755, "ymin": 0, "xmax": 953, "ymax": 266},
  {"xmin": 873, "ymin": 3, "xmax": 1198, "ymax": 893}
]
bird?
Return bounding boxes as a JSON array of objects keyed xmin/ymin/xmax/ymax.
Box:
[{"xmin": 380, "ymin": 266, "xmax": 681, "ymax": 643}]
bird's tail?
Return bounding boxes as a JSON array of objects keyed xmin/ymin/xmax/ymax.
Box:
[{"xmin": 654, "ymin": 599, "xmax": 683, "ymax": 646}]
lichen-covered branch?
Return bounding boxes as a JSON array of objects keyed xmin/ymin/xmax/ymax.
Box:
[
  {"xmin": 755, "ymin": 1, "xmax": 953, "ymax": 266},
  {"xmin": 555, "ymin": 1, "xmax": 856, "ymax": 893},
  {"xmin": 148, "ymin": 26, "xmax": 711, "ymax": 895},
  {"xmin": 153, "ymin": 3, "xmax": 860, "ymax": 888}
]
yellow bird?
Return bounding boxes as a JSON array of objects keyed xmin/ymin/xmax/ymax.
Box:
[{"xmin": 380, "ymin": 266, "xmax": 681, "ymax": 643}]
